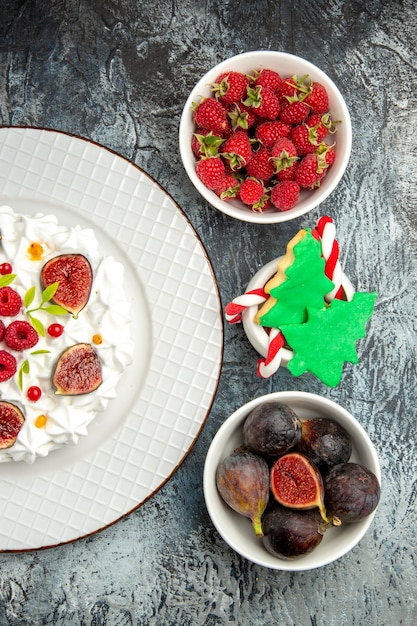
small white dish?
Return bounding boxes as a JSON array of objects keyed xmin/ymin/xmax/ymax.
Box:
[{"xmin": 204, "ymin": 391, "xmax": 381, "ymax": 571}]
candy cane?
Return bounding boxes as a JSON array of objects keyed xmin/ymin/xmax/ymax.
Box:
[
  {"xmin": 314, "ymin": 215, "xmax": 345, "ymax": 302},
  {"xmin": 224, "ymin": 287, "xmax": 267, "ymax": 324},
  {"xmin": 256, "ymin": 329, "xmax": 285, "ymax": 378}
]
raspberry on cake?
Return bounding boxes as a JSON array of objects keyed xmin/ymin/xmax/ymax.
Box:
[
  {"xmin": 0, "ymin": 286, "xmax": 22, "ymax": 316},
  {"xmin": 0, "ymin": 206, "xmax": 133, "ymax": 464},
  {"xmin": 4, "ymin": 320, "xmax": 39, "ymax": 351}
]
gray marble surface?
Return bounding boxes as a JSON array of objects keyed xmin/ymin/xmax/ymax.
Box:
[{"xmin": 1, "ymin": 1, "xmax": 416, "ymax": 624}]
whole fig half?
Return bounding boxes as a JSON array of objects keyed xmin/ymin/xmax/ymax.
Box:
[
  {"xmin": 270, "ymin": 452, "xmax": 328, "ymax": 522},
  {"xmin": 262, "ymin": 506, "xmax": 327, "ymax": 559},
  {"xmin": 324, "ymin": 462, "xmax": 380, "ymax": 523},
  {"xmin": 0, "ymin": 401, "xmax": 25, "ymax": 449},
  {"xmin": 41, "ymin": 254, "xmax": 93, "ymax": 318},
  {"xmin": 216, "ymin": 447, "xmax": 269, "ymax": 536},
  {"xmin": 243, "ymin": 401, "xmax": 302, "ymax": 457},
  {"xmin": 53, "ymin": 343, "xmax": 102, "ymax": 395},
  {"xmin": 297, "ymin": 417, "xmax": 352, "ymax": 475}
]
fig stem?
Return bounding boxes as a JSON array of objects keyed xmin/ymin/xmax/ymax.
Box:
[
  {"xmin": 318, "ymin": 502, "xmax": 330, "ymax": 524},
  {"xmin": 252, "ymin": 516, "xmax": 264, "ymax": 537}
]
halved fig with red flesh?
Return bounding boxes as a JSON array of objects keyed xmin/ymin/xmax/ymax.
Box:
[
  {"xmin": 53, "ymin": 343, "xmax": 102, "ymax": 395},
  {"xmin": 0, "ymin": 401, "xmax": 25, "ymax": 449},
  {"xmin": 41, "ymin": 254, "xmax": 92, "ymax": 318},
  {"xmin": 270, "ymin": 452, "xmax": 328, "ymax": 522}
]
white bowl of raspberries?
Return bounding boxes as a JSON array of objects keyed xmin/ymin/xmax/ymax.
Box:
[{"xmin": 179, "ymin": 51, "xmax": 352, "ymax": 224}]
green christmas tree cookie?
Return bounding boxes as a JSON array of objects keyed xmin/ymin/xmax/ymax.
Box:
[
  {"xmin": 281, "ymin": 292, "xmax": 377, "ymax": 387},
  {"xmin": 257, "ymin": 229, "xmax": 335, "ymax": 329}
]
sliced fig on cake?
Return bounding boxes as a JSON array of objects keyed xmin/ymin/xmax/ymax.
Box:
[
  {"xmin": 40, "ymin": 254, "xmax": 93, "ymax": 318},
  {"xmin": 0, "ymin": 401, "xmax": 25, "ymax": 449},
  {"xmin": 53, "ymin": 343, "xmax": 102, "ymax": 395}
]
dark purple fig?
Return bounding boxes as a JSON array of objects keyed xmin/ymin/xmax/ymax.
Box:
[
  {"xmin": 297, "ymin": 417, "xmax": 352, "ymax": 474},
  {"xmin": 324, "ymin": 462, "xmax": 380, "ymax": 523},
  {"xmin": 270, "ymin": 452, "xmax": 328, "ymax": 522},
  {"xmin": 216, "ymin": 447, "xmax": 269, "ymax": 536},
  {"xmin": 41, "ymin": 254, "xmax": 93, "ymax": 318},
  {"xmin": 243, "ymin": 401, "xmax": 302, "ymax": 457},
  {"xmin": 262, "ymin": 507, "xmax": 328, "ymax": 559},
  {"xmin": 0, "ymin": 401, "xmax": 25, "ymax": 449},
  {"xmin": 53, "ymin": 343, "xmax": 102, "ymax": 395}
]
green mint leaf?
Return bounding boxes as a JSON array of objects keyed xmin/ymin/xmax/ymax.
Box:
[
  {"xmin": 0, "ymin": 273, "xmax": 17, "ymax": 287},
  {"xmin": 43, "ymin": 304, "xmax": 69, "ymax": 316},
  {"xmin": 18, "ymin": 359, "xmax": 30, "ymax": 390},
  {"xmin": 24, "ymin": 285, "xmax": 36, "ymax": 308},
  {"xmin": 41, "ymin": 281, "xmax": 59, "ymax": 303},
  {"xmin": 28, "ymin": 314, "xmax": 45, "ymax": 337}
]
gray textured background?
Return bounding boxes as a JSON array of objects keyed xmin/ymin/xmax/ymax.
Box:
[{"xmin": 1, "ymin": 1, "xmax": 416, "ymax": 624}]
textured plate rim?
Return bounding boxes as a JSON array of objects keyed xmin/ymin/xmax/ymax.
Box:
[{"xmin": 0, "ymin": 125, "xmax": 224, "ymax": 552}]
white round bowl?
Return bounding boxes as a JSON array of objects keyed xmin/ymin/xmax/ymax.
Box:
[
  {"xmin": 203, "ymin": 391, "xmax": 381, "ymax": 570},
  {"xmin": 179, "ymin": 51, "xmax": 352, "ymax": 224}
]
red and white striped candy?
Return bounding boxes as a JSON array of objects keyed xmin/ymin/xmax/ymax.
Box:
[
  {"xmin": 224, "ymin": 287, "xmax": 267, "ymax": 324},
  {"xmin": 314, "ymin": 215, "xmax": 344, "ymax": 301},
  {"xmin": 256, "ymin": 329, "xmax": 285, "ymax": 378}
]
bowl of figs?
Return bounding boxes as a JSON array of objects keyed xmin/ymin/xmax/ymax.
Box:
[{"xmin": 203, "ymin": 391, "xmax": 381, "ymax": 570}]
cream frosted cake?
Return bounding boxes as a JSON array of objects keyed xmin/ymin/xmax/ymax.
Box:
[{"xmin": 0, "ymin": 206, "xmax": 133, "ymax": 463}]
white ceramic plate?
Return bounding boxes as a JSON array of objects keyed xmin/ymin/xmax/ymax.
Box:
[{"xmin": 0, "ymin": 127, "xmax": 223, "ymax": 551}]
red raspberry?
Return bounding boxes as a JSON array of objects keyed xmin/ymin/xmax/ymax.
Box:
[
  {"xmin": 276, "ymin": 161, "xmax": 299, "ymax": 182},
  {"xmin": 324, "ymin": 146, "xmax": 336, "ymax": 166},
  {"xmin": 280, "ymin": 76, "xmax": 302, "ymax": 99},
  {"xmin": 306, "ymin": 113, "xmax": 331, "ymax": 141},
  {"xmin": 222, "ymin": 130, "xmax": 252, "ymax": 171},
  {"xmin": 279, "ymin": 100, "xmax": 310, "ymax": 125},
  {"xmin": 240, "ymin": 178, "xmax": 265, "ymax": 206},
  {"xmin": 0, "ymin": 320, "xmax": 5, "ymax": 342},
  {"xmin": 0, "ymin": 349, "xmax": 17, "ymax": 382},
  {"xmin": 290, "ymin": 124, "xmax": 323, "ymax": 156},
  {"xmin": 0, "ymin": 286, "xmax": 22, "ymax": 316},
  {"xmin": 304, "ymin": 82, "xmax": 329, "ymax": 114},
  {"xmin": 194, "ymin": 97, "xmax": 230, "ymax": 136},
  {"xmin": 228, "ymin": 102, "xmax": 257, "ymax": 131},
  {"xmin": 191, "ymin": 130, "xmax": 224, "ymax": 159},
  {"xmin": 271, "ymin": 181, "xmax": 301, "ymax": 211},
  {"xmin": 254, "ymin": 69, "xmax": 283, "ymax": 94},
  {"xmin": 212, "ymin": 71, "xmax": 250, "ymax": 105},
  {"xmin": 215, "ymin": 174, "xmax": 240, "ymax": 201},
  {"xmin": 4, "ymin": 320, "xmax": 39, "ymax": 351},
  {"xmin": 255, "ymin": 121, "xmax": 291, "ymax": 148},
  {"xmin": 239, "ymin": 178, "xmax": 269, "ymax": 212},
  {"xmin": 245, "ymin": 86, "xmax": 280, "ymax": 120},
  {"xmin": 196, "ymin": 156, "xmax": 226, "ymax": 190},
  {"xmin": 270, "ymin": 137, "xmax": 299, "ymax": 174},
  {"xmin": 316, "ymin": 142, "xmax": 336, "ymax": 167},
  {"xmin": 246, "ymin": 148, "xmax": 275, "ymax": 181},
  {"xmin": 295, "ymin": 153, "xmax": 327, "ymax": 189}
]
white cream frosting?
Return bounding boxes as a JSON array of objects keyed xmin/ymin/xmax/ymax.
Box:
[{"xmin": 0, "ymin": 206, "xmax": 133, "ymax": 463}]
